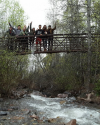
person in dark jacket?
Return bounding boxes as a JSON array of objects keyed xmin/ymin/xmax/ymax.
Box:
[
  {"xmin": 47, "ymin": 23, "xmax": 56, "ymax": 51},
  {"xmin": 9, "ymin": 23, "xmax": 22, "ymax": 51},
  {"xmin": 35, "ymin": 25, "xmax": 44, "ymax": 51},
  {"xmin": 4, "ymin": 26, "xmax": 16, "ymax": 36},
  {"xmin": 29, "ymin": 22, "xmax": 35, "ymax": 46},
  {"xmin": 42, "ymin": 25, "xmax": 48, "ymax": 51},
  {"xmin": 4, "ymin": 26, "xmax": 16, "ymax": 51},
  {"xmin": 9, "ymin": 23, "xmax": 22, "ymax": 36},
  {"xmin": 4, "ymin": 26, "xmax": 16, "ymax": 37}
]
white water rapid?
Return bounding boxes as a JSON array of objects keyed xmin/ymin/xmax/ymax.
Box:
[{"xmin": 27, "ymin": 93, "xmax": 100, "ymax": 125}]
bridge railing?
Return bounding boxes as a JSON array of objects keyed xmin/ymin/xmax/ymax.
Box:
[{"xmin": 0, "ymin": 34, "xmax": 100, "ymax": 54}]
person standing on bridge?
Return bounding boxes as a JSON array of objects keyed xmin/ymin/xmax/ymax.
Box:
[
  {"xmin": 3, "ymin": 26, "xmax": 16, "ymax": 51},
  {"xmin": 19, "ymin": 25, "xmax": 29, "ymax": 51},
  {"xmin": 42, "ymin": 25, "xmax": 48, "ymax": 51},
  {"xmin": 35, "ymin": 25, "xmax": 44, "ymax": 51},
  {"xmin": 29, "ymin": 22, "xmax": 35, "ymax": 46},
  {"xmin": 9, "ymin": 23, "xmax": 22, "ymax": 51},
  {"xmin": 9, "ymin": 23, "xmax": 22, "ymax": 36},
  {"xmin": 4, "ymin": 26, "xmax": 16, "ymax": 37},
  {"xmin": 47, "ymin": 23, "xmax": 56, "ymax": 51}
]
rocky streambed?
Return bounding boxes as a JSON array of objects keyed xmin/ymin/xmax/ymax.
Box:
[{"xmin": 0, "ymin": 90, "xmax": 100, "ymax": 125}]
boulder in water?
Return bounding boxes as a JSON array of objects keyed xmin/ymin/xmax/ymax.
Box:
[
  {"xmin": 0, "ymin": 98, "xmax": 3, "ymax": 102},
  {"xmin": 66, "ymin": 119, "xmax": 76, "ymax": 125},
  {"xmin": 0, "ymin": 111, "xmax": 7, "ymax": 116},
  {"xmin": 57, "ymin": 93, "xmax": 68, "ymax": 98},
  {"xmin": 30, "ymin": 114, "xmax": 39, "ymax": 120}
]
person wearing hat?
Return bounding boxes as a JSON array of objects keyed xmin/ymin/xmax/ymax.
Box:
[{"xmin": 47, "ymin": 23, "xmax": 56, "ymax": 51}]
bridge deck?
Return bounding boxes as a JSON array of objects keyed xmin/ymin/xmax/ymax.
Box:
[{"xmin": 0, "ymin": 33, "xmax": 100, "ymax": 54}]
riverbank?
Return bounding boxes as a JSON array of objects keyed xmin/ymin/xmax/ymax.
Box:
[
  {"xmin": 0, "ymin": 89, "xmax": 100, "ymax": 125},
  {"xmin": 0, "ymin": 94, "xmax": 76, "ymax": 125}
]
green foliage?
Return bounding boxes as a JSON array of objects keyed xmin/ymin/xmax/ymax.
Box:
[
  {"xmin": 0, "ymin": 0, "xmax": 28, "ymax": 34},
  {"xmin": 94, "ymin": 80, "xmax": 100, "ymax": 96},
  {"xmin": 8, "ymin": 0, "xmax": 28, "ymax": 28},
  {"xmin": 30, "ymin": 53, "xmax": 83, "ymax": 93},
  {"xmin": 0, "ymin": 50, "xmax": 28, "ymax": 96}
]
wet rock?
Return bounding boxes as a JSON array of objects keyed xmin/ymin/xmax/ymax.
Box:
[
  {"xmin": 64, "ymin": 91, "xmax": 71, "ymax": 97},
  {"xmin": 48, "ymin": 118, "xmax": 57, "ymax": 123},
  {"xmin": 0, "ymin": 107, "xmax": 8, "ymax": 111},
  {"xmin": 42, "ymin": 117, "xmax": 48, "ymax": 122},
  {"xmin": 27, "ymin": 94, "xmax": 31, "ymax": 97},
  {"xmin": 37, "ymin": 119, "xmax": 44, "ymax": 123},
  {"xmin": 31, "ymin": 91, "xmax": 43, "ymax": 96},
  {"xmin": 11, "ymin": 89, "xmax": 27, "ymax": 99},
  {"xmin": 48, "ymin": 117, "xmax": 62, "ymax": 123},
  {"xmin": 0, "ymin": 98, "xmax": 3, "ymax": 102},
  {"xmin": 60, "ymin": 100, "xmax": 66, "ymax": 105},
  {"xmin": 67, "ymin": 97, "xmax": 76, "ymax": 103},
  {"xmin": 66, "ymin": 119, "xmax": 76, "ymax": 125},
  {"xmin": 94, "ymin": 96, "xmax": 100, "ymax": 104},
  {"xmin": 11, "ymin": 116, "xmax": 24, "ymax": 120},
  {"xmin": 77, "ymin": 92, "xmax": 96, "ymax": 103},
  {"xmin": 57, "ymin": 93, "xmax": 69, "ymax": 98},
  {"xmin": 21, "ymin": 109, "xmax": 30, "ymax": 114},
  {"xmin": 0, "ymin": 111, "xmax": 7, "ymax": 116},
  {"xmin": 30, "ymin": 114, "xmax": 39, "ymax": 120},
  {"xmin": 9, "ymin": 106, "xmax": 18, "ymax": 110}
]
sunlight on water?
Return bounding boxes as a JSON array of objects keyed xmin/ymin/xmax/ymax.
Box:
[{"xmin": 27, "ymin": 94, "xmax": 100, "ymax": 125}]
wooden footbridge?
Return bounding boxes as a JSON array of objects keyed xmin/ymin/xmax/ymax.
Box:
[{"xmin": 1, "ymin": 33, "xmax": 100, "ymax": 54}]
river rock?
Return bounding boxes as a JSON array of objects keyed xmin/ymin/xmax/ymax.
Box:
[
  {"xmin": 21, "ymin": 109, "xmax": 30, "ymax": 114},
  {"xmin": 32, "ymin": 91, "xmax": 43, "ymax": 96},
  {"xmin": 0, "ymin": 98, "xmax": 3, "ymax": 102},
  {"xmin": 0, "ymin": 107, "xmax": 8, "ymax": 111},
  {"xmin": 77, "ymin": 92, "xmax": 99, "ymax": 103},
  {"xmin": 64, "ymin": 91, "xmax": 71, "ymax": 96},
  {"xmin": 31, "ymin": 114, "xmax": 39, "ymax": 120},
  {"xmin": 9, "ymin": 106, "xmax": 18, "ymax": 110},
  {"xmin": 66, "ymin": 119, "xmax": 76, "ymax": 125},
  {"xmin": 0, "ymin": 111, "xmax": 7, "ymax": 116},
  {"xmin": 57, "ymin": 93, "xmax": 69, "ymax": 98},
  {"xmin": 60, "ymin": 100, "xmax": 66, "ymax": 104},
  {"xmin": 94, "ymin": 96, "xmax": 100, "ymax": 104},
  {"xmin": 11, "ymin": 89, "xmax": 27, "ymax": 99},
  {"xmin": 48, "ymin": 117, "xmax": 62, "ymax": 123}
]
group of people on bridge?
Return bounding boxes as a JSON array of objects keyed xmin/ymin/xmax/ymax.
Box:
[{"xmin": 4, "ymin": 22, "xmax": 56, "ymax": 52}]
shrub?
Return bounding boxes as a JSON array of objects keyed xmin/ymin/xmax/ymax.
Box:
[
  {"xmin": 94, "ymin": 79, "xmax": 100, "ymax": 96},
  {"xmin": 0, "ymin": 50, "xmax": 28, "ymax": 96}
]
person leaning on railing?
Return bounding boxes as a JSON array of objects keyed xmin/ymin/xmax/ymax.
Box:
[
  {"xmin": 19, "ymin": 25, "xmax": 29, "ymax": 51},
  {"xmin": 47, "ymin": 23, "xmax": 56, "ymax": 51},
  {"xmin": 9, "ymin": 23, "xmax": 22, "ymax": 51},
  {"xmin": 29, "ymin": 22, "xmax": 35, "ymax": 46},
  {"xmin": 3, "ymin": 26, "xmax": 16, "ymax": 51},
  {"xmin": 35, "ymin": 25, "xmax": 44, "ymax": 51},
  {"xmin": 42, "ymin": 25, "xmax": 48, "ymax": 51}
]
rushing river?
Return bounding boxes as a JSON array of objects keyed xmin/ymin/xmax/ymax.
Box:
[
  {"xmin": 27, "ymin": 55, "xmax": 100, "ymax": 124},
  {"xmin": 27, "ymin": 92, "xmax": 100, "ymax": 125}
]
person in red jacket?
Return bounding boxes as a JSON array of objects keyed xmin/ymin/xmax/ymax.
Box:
[{"xmin": 35, "ymin": 25, "xmax": 44, "ymax": 51}]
